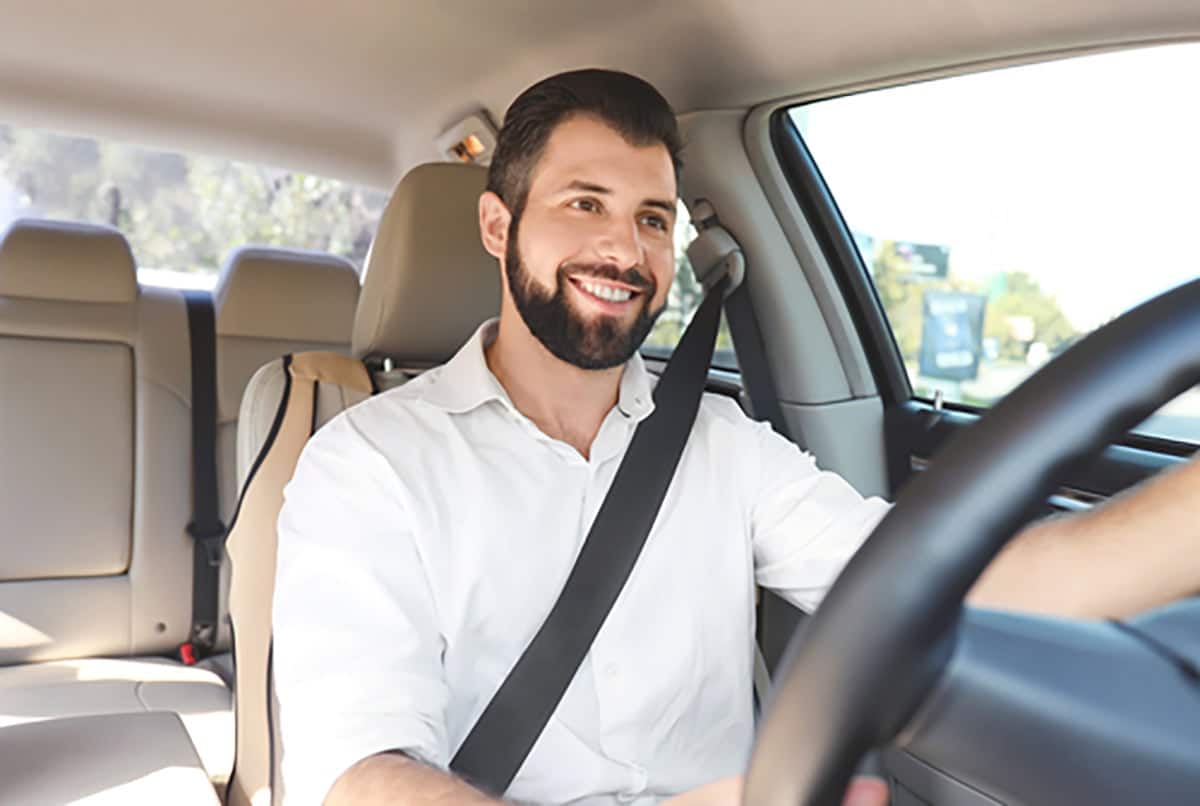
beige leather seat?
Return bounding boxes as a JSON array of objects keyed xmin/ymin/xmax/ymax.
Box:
[
  {"xmin": 214, "ymin": 246, "xmax": 361, "ymax": 528},
  {"xmin": 206, "ymin": 246, "xmax": 360, "ymax": 675},
  {"xmin": 226, "ymin": 163, "xmax": 499, "ymax": 806},
  {"xmin": 0, "ymin": 219, "xmax": 233, "ymax": 784}
]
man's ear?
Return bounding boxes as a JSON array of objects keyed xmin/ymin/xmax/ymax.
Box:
[{"xmin": 479, "ymin": 191, "xmax": 512, "ymax": 261}]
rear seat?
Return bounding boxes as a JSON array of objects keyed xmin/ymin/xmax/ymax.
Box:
[
  {"xmin": 207, "ymin": 247, "xmax": 359, "ymax": 682},
  {"xmin": 214, "ymin": 246, "xmax": 361, "ymax": 530},
  {"xmin": 0, "ymin": 219, "xmax": 233, "ymax": 782},
  {"xmin": 0, "ymin": 226, "xmax": 360, "ymax": 789}
]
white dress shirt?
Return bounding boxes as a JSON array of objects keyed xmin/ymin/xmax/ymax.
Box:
[{"xmin": 273, "ymin": 320, "xmax": 890, "ymax": 805}]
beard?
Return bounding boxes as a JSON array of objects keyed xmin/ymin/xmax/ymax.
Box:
[{"xmin": 504, "ymin": 218, "xmax": 664, "ymax": 370}]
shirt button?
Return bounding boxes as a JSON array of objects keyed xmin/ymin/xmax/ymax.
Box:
[
  {"xmin": 603, "ymin": 663, "xmax": 620, "ymax": 679},
  {"xmin": 617, "ymin": 764, "xmax": 649, "ymax": 802}
]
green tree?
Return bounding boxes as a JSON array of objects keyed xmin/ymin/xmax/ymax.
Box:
[
  {"xmin": 869, "ymin": 241, "xmax": 926, "ymax": 362},
  {"xmin": 868, "ymin": 241, "xmax": 1078, "ymax": 366},
  {"xmin": 982, "ymin": 271, "xmax": 1078, "ymax": 360}
]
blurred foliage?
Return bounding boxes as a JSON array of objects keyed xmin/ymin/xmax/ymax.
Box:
[
  {"xmin": 0, "ymin": 124, "xmax": 387, "ymax": 274},
  {"xmin": 867, "ymin": 238, "xmax": 1079, "ymax": 363}
]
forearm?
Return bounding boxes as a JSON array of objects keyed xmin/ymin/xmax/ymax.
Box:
[
  {"xmin": 326, "ymin": 751, "xmax": 503, "ymax": 806},
  {"xmin": 968, "ymin": 456, "xmax": 1200, "ymax": 619}
]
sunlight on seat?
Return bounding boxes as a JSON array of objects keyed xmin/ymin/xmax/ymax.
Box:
[
  {"xmin": 68, "ymin": 765, "xmax": 219, "ymax": 805},
  {"xmin": 0, "ymin": 611, "xmax": 51, "ymax": 649}
]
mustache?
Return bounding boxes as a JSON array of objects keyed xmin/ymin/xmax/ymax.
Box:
[{"xmin": 559, "ymin": 262, "xmax": 654, "ymax": 291}]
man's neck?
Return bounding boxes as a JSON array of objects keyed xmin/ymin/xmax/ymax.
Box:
[{"xmin": 485, "ymin": 312, "xmax": 623, "ymax": 459}]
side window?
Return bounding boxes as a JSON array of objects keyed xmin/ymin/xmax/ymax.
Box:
[
  {"xmin": 790, "ymin": 44, "xmax": 1200, "ymax": 444},
  {"xmin": 643, "ymin": 200, "xmax": 737, "ymax": 368}
]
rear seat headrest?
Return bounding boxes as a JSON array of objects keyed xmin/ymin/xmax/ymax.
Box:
[
  {"xmin": 0, "ymin": 218, "xmax": 138, "ymax": 303},
  {"xmin": 352, "ymin": 162, "xmax": 500, "ymax": 364},
  {"xmin": 215, "ymin": 247, "xmax": 360, "ymax": 343}
]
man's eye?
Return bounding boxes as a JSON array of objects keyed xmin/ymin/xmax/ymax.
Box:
[
  {"xmin": 571, "ymin": 198, "xmax": 600, "ymax": 213},
  {"xmin": 641, "ymin": 214, "xmax": 669, "ymax": 231}
]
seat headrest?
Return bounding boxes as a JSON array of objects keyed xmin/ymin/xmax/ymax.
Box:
[
  {"xmin": 351, "ymin": 162, "xmax": 500, "ymax": 363},
  {"xmin": 215, "ymin": 247, "xmax": 360, "ymax": 343},
  {"xmin": 0, "ymin": 219, "xmax": 138, "ymax": 303}
]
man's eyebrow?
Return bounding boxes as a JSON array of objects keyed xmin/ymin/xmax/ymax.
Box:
[
  {"xmin": 563, "ymin": 180, "xmax": 612, "ymax": 195},
  {"xmin": 561, "ymin": 180, "xmax": 676, "ymax": 214}
]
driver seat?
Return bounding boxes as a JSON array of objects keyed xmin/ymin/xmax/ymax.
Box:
[{"xmin": 224, "ymin": 162, "xmax": 499, "ymax": 806}]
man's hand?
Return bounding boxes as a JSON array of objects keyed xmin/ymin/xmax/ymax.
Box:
[{"xmin": 661, "ymin": 775, "xmax": 888, "ymax": 806}]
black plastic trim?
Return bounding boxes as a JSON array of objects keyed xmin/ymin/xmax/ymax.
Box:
[
  {"xmin": 911, "ymin": 394, "xmax": 1200, "ymax": 458},
  {"xmin": 889, "ymin": 398, "xmax": 1190, "ymax": 498}
]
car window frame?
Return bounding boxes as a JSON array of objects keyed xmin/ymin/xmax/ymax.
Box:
[{"xmin": 772, "ymin": 88, "xmax": 1200, "ymax": 459}]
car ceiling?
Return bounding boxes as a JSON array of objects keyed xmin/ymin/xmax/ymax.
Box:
[{"xmin": 0, "ymin": 0, "xmax": 1197, "ymax": 186}]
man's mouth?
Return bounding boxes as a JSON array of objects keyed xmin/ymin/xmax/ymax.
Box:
[{"xmin": 567, "ymin": 275, "xmax": 645, "ymax": 308}]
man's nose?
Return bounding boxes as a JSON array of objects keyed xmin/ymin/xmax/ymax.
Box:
[{"xmin": 596, "ymin": 217, "xmax": 643, "ymax": 269}]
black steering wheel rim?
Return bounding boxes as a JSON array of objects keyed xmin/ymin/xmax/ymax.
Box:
[{"xmin": 744, "ymin": 278, "xmax": 1200, "ymax": 805}]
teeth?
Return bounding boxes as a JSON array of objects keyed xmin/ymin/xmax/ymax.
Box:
[{"xmin": 580, "ymin": 280, "xmax": 632, "ymax": 303}]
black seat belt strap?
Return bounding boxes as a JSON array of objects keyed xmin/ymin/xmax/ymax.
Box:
[
  {"xmin": 182, "ymin": 289, "xmax": 225, "ymax": 661},
  {"xmin": 689, "ymin": 200, "xmax": 793, "ymax": 442},
  {"xmin": 450, "ymin": 276, "xmax": 730, "ymax": 794},
  {"xmin": 724, "ymin": 285, "xmax": 792, "ymax": 439}
]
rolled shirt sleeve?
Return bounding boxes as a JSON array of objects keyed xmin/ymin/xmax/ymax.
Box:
[
  {"xmin": 273, "ymin": 411, "xmax": 450, "ymax": 804},
  {"xmin": 749, "ymin": 420, "xmax": 892, "ymax": 613}
]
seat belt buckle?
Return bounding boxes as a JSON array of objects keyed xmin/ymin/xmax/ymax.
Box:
[{"xmin": 180, "ymin": 620, "xmax": 217, "ymax": 664}]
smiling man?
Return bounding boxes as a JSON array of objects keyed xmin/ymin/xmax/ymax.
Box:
[{"xmin": 272, "ymin": 69, "xmax": 1200, "ymax": 806}]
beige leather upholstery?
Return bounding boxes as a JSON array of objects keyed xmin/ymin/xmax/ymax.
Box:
[
  {"xmin": 0, "ymin": 711, "xmax": 220, "ymax": 805},
  {"xmin": 213, "ymin": 247, "xmax": 360, "ymax": 656},
  {"xmin": 0, "ymin": 221, "xmax": 200, "ymax": 662},
  {"xmin": 0, "ymin": 657, "xmax": 233, "ymax": 785},
  {"xmin": 352, "ymin": 162, "xmax": 499, "ymax": 363},
  {"xmin": 215, "ymin": 246, "xmax": 360, "ymax": 527},
  {"xmin": 0, "ymin": 337, "xmax": 133, "ymax": 579},
  {"xmin": 228, "ymin": 162, "xmax": 495, "ymax": 806},
  {"xmin": 228, "ymin": 353, "xmax": 374, "ymax": 806},
  {"xmin": 0, "ymin": 218, "xmax": 139, "ymax": 303},
  {"xmin": 0, "ymin": 219, "xmax": 233, "ymax": 784}
]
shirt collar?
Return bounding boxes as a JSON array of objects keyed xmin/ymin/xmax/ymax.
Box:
[{"xmin": 422, "ymin": 318, "xmax": 656, "ymax": 423}]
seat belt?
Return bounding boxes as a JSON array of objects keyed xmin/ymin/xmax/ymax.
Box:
[
  {"xmin": 688, "ymin": 200, "xmax": 793, "ymax": 442},
  {"xmin": 450, "ymin": 271, "xmax": 734, "ymax": 795},
  {"xmin": 182, "ymin": 289, "xmax": 226, "ymax": 662}
]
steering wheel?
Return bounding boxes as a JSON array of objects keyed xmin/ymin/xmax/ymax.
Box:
[{"xmin": 744, "ymin": 279, "xmax": 1200, "ymax": 804}]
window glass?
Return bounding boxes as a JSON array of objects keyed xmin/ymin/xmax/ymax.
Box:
[
  {"xmin": 0, "ymin": 123, "xmax": 389, "ymax": 288},
  {"xmin": 643, "ymin": 200, "xmax": 736, "ymax": 368},
  {"xmin": 791, "ymin": 44, "xmax": 1200, "ymax": 444}
]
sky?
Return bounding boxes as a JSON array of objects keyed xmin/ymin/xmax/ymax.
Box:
[{"xmin": 794, "ymin": 43, "xmax": 1200, "ymax": 332}]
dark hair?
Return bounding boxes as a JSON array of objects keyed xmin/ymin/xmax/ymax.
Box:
[{"xmin": 486, "ymin": 68, "xmax": 683, "ymax": 219}]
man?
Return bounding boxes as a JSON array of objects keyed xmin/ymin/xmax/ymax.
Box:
[{"xmin": 273, "ymin": 69, "xmax": 1200, "ymax": 806}]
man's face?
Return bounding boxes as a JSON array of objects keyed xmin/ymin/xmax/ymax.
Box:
[{"xmin": 501, "ymin": 115, "xmax": 677, "ymax": 370}]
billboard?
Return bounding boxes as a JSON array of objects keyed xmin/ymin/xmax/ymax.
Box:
[
  {"xmin": 919, "ymin": 291, "xmax": 987, "ymax": 382},
  {"xmin": 895, "ymin": 240, "xmax": 950, "ymax": 278}
]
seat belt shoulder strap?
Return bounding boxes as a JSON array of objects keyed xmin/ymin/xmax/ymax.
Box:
[{"xmin": 450, "ymin": 277, "xmax": 731, "ymax": 795}]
